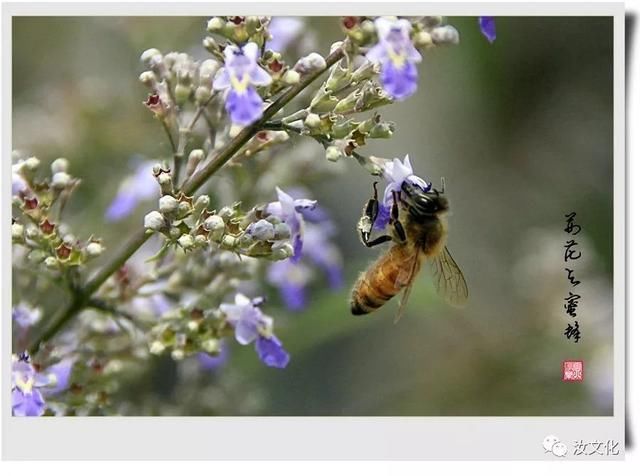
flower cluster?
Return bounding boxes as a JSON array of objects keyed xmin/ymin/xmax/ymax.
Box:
[{"xmin": 12, "ymin": 155, "xmax": 105, "ymax": 273}]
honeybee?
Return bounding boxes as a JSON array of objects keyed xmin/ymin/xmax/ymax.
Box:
[{"xmin": 351, "ymin": 178, "xmax": 468, "ymax": 321}]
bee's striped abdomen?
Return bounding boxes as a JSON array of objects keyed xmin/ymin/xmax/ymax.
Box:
[{"xmin": 350, "ymin": 245, "xmax": 418, "ymax": 315}]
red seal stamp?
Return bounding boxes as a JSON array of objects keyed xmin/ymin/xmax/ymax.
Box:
[{"xmin": 562, "ymin": 360, "xmax": 583, "ymax": 382}]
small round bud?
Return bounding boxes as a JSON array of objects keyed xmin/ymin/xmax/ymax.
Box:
[
  {"xmin": 169, "ymin": 227, "xmax": 181, "ymax": 239},
  {"xmin": 44, "ymin": 256, "xmax": 58, "ymax": 269},
  {"xmin": 139, "ymin": 71, "xmax": 156, "ymax": 87},
  {"xmin": 51, "ymin": 172, "xmax": 71, "ymax": 189},
  {"xmin": 24, "ymin": 157, "xmax": 40, "ymax": 170},
  {"xmin": 86, "ymin": 242, "xmax": 104, "ymax": 257},
  {"xmin": 202, "ymin": 37, "xmax": 217, "ymax": 54},
  {"xmin": 11, "ymin": 223, "xmax": 24, "ymax": 240},
  {"xmin": 247, "ymin": 219, "xmax": 275, "ymax": 241},
  {"xmin": 51, "ymin": 158, "xmax": 69, "ymax": 174},
  {"xmin": 28, "ymin": 249, "xmax": 47, "ymax": 264},
  {"xmin": 282, "ymin": 70, "xmax": 300, "ymax": 85},
  {"xmin": 188, "ymin": 149, "xmax": 205, "ymax": 163},
  {"xmin": 178, "ymin": 234, "xmax": 195, "ymax": 249},
  {"xmin": 273, "ymin": 223, "xmax": 291, "ymax": 240},
  {"xmin": 159, "ymin": 195, "xmax": 179, "ymax": 214},
  {"xmin": 414, "ymin": 31, "xmax": 433, "ymax": 48},
  {"xmin": 194, "ymin": 235, "xmax": 207, "ymax": 246},
  {"xmin": 265, "ymin": 215, "xmax": 282, "ymax": 225},
  {"xmin": 238, "ymin": 234, "xmax": 253, "ymax": 247},
  {"xmin": 177, "ymin": 201, "xmax": 191, "ymax": 216},
  {"xmin": 149, "ymin": 341, "xmax": 165, "ymax": 355},
  {"xmin": 207, "ymin": 17, "xmax": 225, "ymax": 32},
  {"xmin": 294, "ymin": 52, "xmax": 327, "ymax": 75},
  {"xmin": 361, "ymin": 19, "xmax": 375, "ymax": 34},
  {"xmin": 144, "ymin": 211, "xmax": 166, "ymax": 231},
  {"xmin": 204, "ymin": 215, "xmax": 225, "ymax": 232},
  {"xmin": 171, "ymin": 349, "xmax": 185, "ymax": 361},
  {"xmin": 272, "ymin": 243, "xmax": 294, "ymax": 260},
  {"xmin": 187, "ymin": 320, "xmax": 200, "ymax": 332},
  {"xmin": 221, "ymin": 234, "xmax": 237, "ymax": 249},
  {"xmin": 195, "ymin": 85, "xmax": 212, "ymax": 104},
  {"xmin": 325, "ymin": 145, "xmax": 342, "ymax": 162},
  {"xmin": 174, "ymin": 84, "xmax": 191, "ymax": 105},
  {"xmin": 194, "ymin": 195, "xmax": 210, "ymax": 211},
  {"xmin": 140, "ymin": 48, "xmax": 162, "ymax": 66},
  {"xmin": 198, "ymin": 59, "xmax": 220, "ymax": 83},
  {"xmin": 430, "ymin": 25, "xmax": 460, "ymax": 45},
  {"xmin": 304, "ymin": 113, "xmax": 322, "ymax": 129},
  {"xmin": 218, "ymin": 207, "xmax": 234, "ymax": 221}
]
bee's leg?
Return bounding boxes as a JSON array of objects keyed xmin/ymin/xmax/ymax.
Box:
[
  {"xmin": 390, "ymin": 191, "xmax": 407, "ymax": 243},
  {"xmin": 359, "ymin": 182, "xmax": 383, "ymax": 246},
  {"xmin": 362, "ymin": 234, "xmax": 393, "ymax": 248}
]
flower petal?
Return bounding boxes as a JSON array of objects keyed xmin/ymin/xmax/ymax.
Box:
[
  {"xmin": 212, "ymin": 68, "xmax": 232, "ymax": 90},
  {"xmin": 255, "ymin": 336, "xmax": 290, "ymax": 368},
  {"xmin": 225, "ymin": 87, "xmax": 264, "ymax": 125},
  {"xmin": 380, "ymin": 60, "xmax": 418, "ymax": 100},
  {"xmin": 479, "ymin": 16, "xmax": 496, "ymax": 43}
]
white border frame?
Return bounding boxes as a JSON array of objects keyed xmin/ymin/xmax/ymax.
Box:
[{"xmin": 1, "ymin": 2, "xmax": 625, "ymax": 460}]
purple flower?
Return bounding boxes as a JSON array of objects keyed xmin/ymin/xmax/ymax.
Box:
[
  {"xmin": 219, "ymin": 294, "xmax": 290, "ymax": 369},
  {"xmin": 478, "ymin": 17, "xmax": 496, "ymax": 43},
  {"xmin": 105, "ymin": 160, "xmax": 158, "ymax": 222},
  {"xmin": 212, "ymin": 42, "xmax": 272, "ymax": 126},
  {"xmin": 265, "ymin": 187, "xmax": 317, "ymax": 262},
  {"xmin": 266, "ymin": 17, "xmax": 304, "ymax": 52},
  {"xmin": 374, "ymin": 155, "xmax": 431, "ymax": 231},
  {"xmin": 367, "ymin": 17, "xmax": 422, "ymax": 100},
  {"xmin": 12, "ymin": 354, "xmax": 50, "ymax": 417},
  {"xmin": 255, "ymin": 335, "xmax": 290, "ymax": 369},
  {"xmin": 220, "ymin": 293, "xmax": 273, "ymax": 345},
  {"xmin": 12, "ymin": 303, "xmax": 42, "ymax": 329}
]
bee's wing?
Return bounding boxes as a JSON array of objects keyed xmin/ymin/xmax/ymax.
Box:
[
  {"xmin": 393, "ymin": 247, "xmax": 423, "ymax": 324},
  {"xmin": 430, "ymin": 246, "xmax": 468, "ymax": 307}
]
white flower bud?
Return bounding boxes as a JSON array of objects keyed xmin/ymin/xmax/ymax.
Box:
[
  {"xmin": 169, "ymin": 227, "xmax": 181, "ymax": 239},
  {"xmin": 414, "ymin": 31, "xmax": 433, "ymax": 48},
  {"xmin": 273, "ymin": 223, "xmax": 291, "ymax": 240},
  {"xmin": 195, "ymin": 85, "xmax": 212, "ymax": 104},
  {"xmin": 174, "ymin": 83, "xmax": 192, "ymax": 105},
  {"xmin": 270, "ymin": 131, "xmax": 290, "ymax": 143},
  {"xmin": 51, "ymin": 172, "xmax": 71, "ymax": 189},
  {"xmin": 294, "ymin": 52, "xmax": 327, "ymax": 75},
  {"xmin": 272, "ymin": 243, "xmax": 294, "ymax": 260},
  {"xmin": 139, "ymin": 71, "xmax": 156, "ymax": 87},
  {"xmin": 198, "ymin": 59, "xmax": 220, "ymax": 83},
  {"xmin": 51, "ymin": 158, "xmax": 69, "ymax": 174},
  {"xmin": 159, "ymin": 195, "xmax": 179, "ymax": 214},
  {"xmin": 144, "ymin": 211, "xmax": 166, "ymax": 231},
  {"xmin": 194, "ymin": 195, "xmax": 210, "ymax": 211},
  {"xmin": 325, "ymin": 145, "xmax": 342, "ymax": 162},
  {"xmin": 24, "ymin": 157, "xmax": 40, "ymax": 170},
  {"xmin": 25, "ymin": 225, "xmax": 40, "ymax": 240},
  {"xmin": 248, "ymin": 219, "xmax": 276, "ymax": 241},
  {"xmin": 188, "ymin": 149, "xmax": 205, "ymax": 163},
  {"xmin": 141, "ymin": 48, "xmax": 162, "ymax": 66},
  {"xmin": 207, "ymin": 17, "xmax": 225, "ymax": 32},
  {"xmin": 304, "ymin": 113, "xmax": 322, "ymax": 129},
  {"xmin": 171, "ymin": 349, "xmax": 185, "ymax": 361},
  {"xmin": 86, "ymin": 242, "xmax": 104, "ymax": 257},
  {"xmin": 62, "ymin": 234, "xmax": 76, "ymax": 246},
  {"xmin": 149, "ymin": 341, "xmax": 165, "ymax": 355},
  {"xmin": 204, "ymin": 215, "xmax": 225, "ymax": 237},
  {"xmin": 194, "ymin": 235, "xmax": 207, "ymax": 246},
  {"xmin": 187, "ymin": 320, "xmax": 200, "ymax": 332},
  {"xmin": 221, "ymin": 235, "xmax": 237, "ymax": 249},
  {"xmin": 282, "ymin": 70, "xmax": 300, "ymax": 85},
  {"xmin": 178, "ymin": 234, "xmax": 195, "ymax": 249},
  {"xmin": 430, "ymin": 25, "xmax": 460, "ymax": 45},
  {"xmin": 28, "ymin": 249, "xmax": 46, "ymax": 263},
  {"xmin": 11, "ymin": 223, "xmax": 24, "ymax": 240}
]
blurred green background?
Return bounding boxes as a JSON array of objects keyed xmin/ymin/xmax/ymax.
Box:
[{"xmin": 12, "ymin": 16, "xmax": 613, "ymax": 415}]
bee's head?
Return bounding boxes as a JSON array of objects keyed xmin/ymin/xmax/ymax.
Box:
[{"xmin": 401, "ymin": 176, "xmax": 449, "ymax": 218}]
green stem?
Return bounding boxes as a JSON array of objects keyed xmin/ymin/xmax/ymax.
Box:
[{"xmin": 27, "ymin": 43, "xmax": 346, "ymax": 355}]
